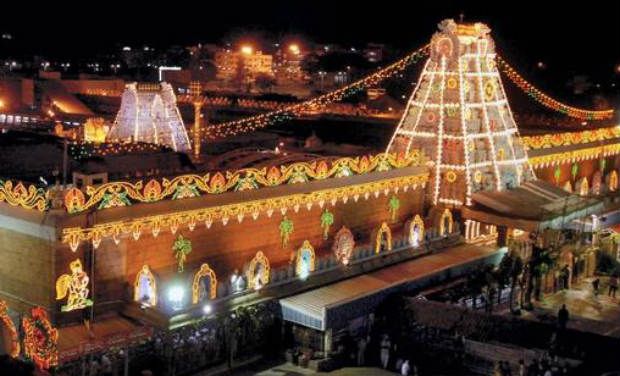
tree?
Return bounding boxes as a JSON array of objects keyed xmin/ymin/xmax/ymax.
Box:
[
  {"xmin": 497, "ymin": 253, "xmax": 514, "ymax": 305},
  {"xmin": 509, "ymin": 256, "xmax": 524, "ymax": 312},
  {"xmin": 483, "ymin": 265, "xmax": 497, "ymax": 313},
  {"xmin": 466, "ymin": 265, "xmax": 487, "ymax": 309},
  {"xmin": 524, "ymin": 246, "xmax": 557, "ymax": 306}
]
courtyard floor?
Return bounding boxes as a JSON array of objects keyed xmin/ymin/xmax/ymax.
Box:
[
  {"xmin": 520, "ymin": 276, "xmax": 620, "ymax": 338},
  {"xmin": 228, "ymin": 363, "xmax": 398, "ymax": 376}
]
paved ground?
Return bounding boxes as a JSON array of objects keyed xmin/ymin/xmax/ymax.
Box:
[
  {"xmin": 521, "ymin": 276, "xmax": 620, "ymax": 338},
  {"xmin": 230, "ymin": 363, "xmax": 397, "ymax": 376}
]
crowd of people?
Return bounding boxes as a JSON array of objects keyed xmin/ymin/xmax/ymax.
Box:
[{"xmin": 55, "ymin": 302, "xmax": 278, "ymax": 376}]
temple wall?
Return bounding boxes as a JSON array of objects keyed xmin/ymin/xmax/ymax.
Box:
[
  {"xmin": 51, "ymin": 187, "xmax": 425, "ymax": 322},
  {"xmin": 0, "ymin": 211, "xmax": 55, "ymax": 316},
  {"xmin": 533, "ymin": 156, "xmax": 617, "ymax": 191}
]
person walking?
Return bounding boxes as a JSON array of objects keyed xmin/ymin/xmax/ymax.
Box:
[
  {"xmin": 592, "ymin": 278, "xmax": 600, "ymax": 296},
  {"xmin": 558, "ymin": 304, "xmax": 569, "ymax": 331},
  {"xmin": 401, "ymin": 359, "xmax": 411, "ymax": 376},
  {"xmin": 357, "ymin": 336, "xmax": 367, "ymax": 366},
  {"xmin": 608, "ymin": 275, "xmax": 618, "ymax": 298},
  {"xmin": 380, "ymin": 334, "xmax": 391, "ymax": 369}
]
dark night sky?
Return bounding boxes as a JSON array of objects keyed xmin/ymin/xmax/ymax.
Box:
[{"xmin": 3, "ymin": 1, "xmax": 619, "ymax": 82}]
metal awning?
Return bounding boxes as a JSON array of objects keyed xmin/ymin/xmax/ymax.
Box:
[
  {"xmin": 280, "ymin": 244, "xmax": 504, "ymax": 331},
  {"xmin": 467, "ymin": 180, "xmax": 603, "ymax": 232}
]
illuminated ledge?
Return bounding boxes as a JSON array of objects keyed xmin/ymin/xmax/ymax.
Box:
[
  {"xmin": 521, "ymin": 126, "xmax": 620, "ymax": 150},
  {"xmin": 61, "ymin": 168, "xmax": 429, "ymax": 251},
  {"xmin": 528, "ymin": 143, "xmax": 620, "ymax": 168}
]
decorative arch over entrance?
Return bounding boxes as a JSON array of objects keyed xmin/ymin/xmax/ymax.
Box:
[
  {"xmin": 563, "ymin": 180, "xmax": 573, "ymax": 193},
  {"xmin": 608, "ymin": 170, "xmax": 618, "ymax": 192},
  {"xmin": 134, "ymin": 265, "xmax": 157, "ymax": 307},
  {"xmin": 0, "ymin": 300, "xmax": 19, "ymax": 358},
  {"xmin": 578, "ymin": 177, "xmax": 589, "ymax": 196},
  {"xmin": 332, "ymin": 226, "xmax": 355, "ymax": 265},
  {"xmin": 295, "ymin": 240, "xmax": 316, "ymax": 280},
  {"xmin": 374, "ymin": 222, "xmax": 393, "ymax": 253},
  {"xmin": 247, "ymin": 251, "xmax": 270, "ymax": 290},
  {"xmin": 592, "ymin": 171, "xmax": 602, "ymax": 195},
  {"xmin": 439, "ymin": 208, "xmax": 453, "ymax": 236},
  {"xmin": 405, "ymin": 215, "xmax": 425, "ymax": 247},
  {"xmin": 192, "ymin": 263, "xmax": 217, "ymax": 304}
]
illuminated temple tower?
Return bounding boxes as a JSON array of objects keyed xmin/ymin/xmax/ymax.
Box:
[
  {"xmin": 107, "ymin": 82, "xmax": 191, "ymax": 152},
  {"xmin": 387, "ymin": 19, "xmax": 535, "ymax": 207}
]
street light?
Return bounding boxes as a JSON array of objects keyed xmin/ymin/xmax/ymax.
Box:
[
  {"xmin": 288, "ymin": 43, "xmax": 300, "ymax": 55},
  {"xmin": 240, "ymin": 45, "xmax": 253, "ymax": 55}
]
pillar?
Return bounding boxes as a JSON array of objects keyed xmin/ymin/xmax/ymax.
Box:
[
  {"xmin": 193, "ymin": 101, "xmax": 202, "ymax": 160},
  {"xmin": 497, "ymin": 225, "xmax": 508, "ymax": 247},
  {"xmin": 323, "ymin": 328, "xmax": 332, "ymax": 355}
]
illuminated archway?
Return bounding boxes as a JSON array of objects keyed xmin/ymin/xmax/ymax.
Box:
[
  {"xmin": 332, "ymin": 226, "xmax": 355, "ymax": 265},
  {"xmin": 592, "ymin": 171, "xmax": 602, "ymax": 195},
  {"xmin": 406, "ymin": 215, "xmax": 425, "ymax": 248},
  {"xmin": 439, "ymin": 208, "xmax": 453, "ymax": 236},
  {"xmin": 609, "ymin": 170, "xmax": 618, "ymax": 192},
  {"xmin": 374, "ymin": 222, "xmax": 393, "ymax": 253},
  {"xmin": 563, "ymin": 180, "xmax": 573, "ymax": 193},
  {"xmin": 134, "ymin": 265, "xmax": 157, "ymax": 307},
  {"xmin": 578, "ymin": 177, "xmax": 589, "ymax": 196},
  {"xmin": 247, "ymin": 251, "xmax": 270, "ymax": 290},
  {"xmin": 192, "ymin": 263, "xmax": 217, "ymax": 304},
  {"xmin": 0, "ymin": 300, "xmax": 19, "ymax": 358},
  {"xmin": 295, "ymin": 240, "xmax": 316, "ymax": 280}
]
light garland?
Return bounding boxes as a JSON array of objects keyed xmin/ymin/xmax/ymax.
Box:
[
  {"xmin": 61, "ymin": 172, "xmax": 429, "ymax": 251},
  {"xmin": 0, "ymin": 300, "xmax": 20, "ymax": 358},
  {"xmin": 22, "ymin": 307, "xmax": 58, "ymax": 370},
  {"xmin": 521, "ymin": 126, "xmax": 620, "ymax": 150},
  {"xmin": 64, "ymin": 151, "xmax": 423, "ymax": 214},
  {"xmin": 69, "ymin": 141, "xmax": 169, "ymax": 160},
  {"xmin": 204, "ymin": 45, "xmax": 430, "ymax": 139},
  {"xmin": 432, "ymin": 55, "xmax": 448, "ymax": 204},
  {"xmin": 474, "ymin": 39, "xmax": 502, "ymax": 191},
  {"xmin": 497, "ymin": 56, "xmax": 614, "ymax": 120},
  {"xmin": 529, "ymin": 143, "xmax": 620, "ymax": 168},
  {"xmin": 0, "ymin": 180, "xmax": 48, "ymax": 211}
]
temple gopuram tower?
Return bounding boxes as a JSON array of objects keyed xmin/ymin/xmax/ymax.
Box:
[
  {"xmin": 107, "ymin": 82, "xmax": 191, "ymax": 152},
  {"xmin": 387, "ymin": 19, "xmax": 535, "ymax": 207}
]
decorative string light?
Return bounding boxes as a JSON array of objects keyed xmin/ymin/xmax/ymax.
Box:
[
  {"xmin": 497, "ymin": 56, "xmax": 614, "ymax": 120},
  {"xmin": 61, "ymin": 172, "xmax": 428, "ymax": 250},
  {"xmin": 204, "ymin": 45, "xmax": 431, "ymax": 139}
]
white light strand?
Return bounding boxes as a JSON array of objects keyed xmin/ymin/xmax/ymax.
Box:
[
  {"xmin": 474, "ymin": 39, "xmax": 502, "ymax": 191},
  {"xmin": 495, "ymin": 59, "xmax": 537, "ymax": 181},
  {"xmin": 404, "ymin": 60, "xmax": 437, "ymax": 155},
  {"xmin": 458, "ymin": 54, "xmax": 474, "ymax": 205},
  {"xmin": 385, "ymin": 59, "xmax": 431, "ymax": 156},
  {"xmin": 433, "ymin": 56, "xmax": 448, "ymax": 205}
]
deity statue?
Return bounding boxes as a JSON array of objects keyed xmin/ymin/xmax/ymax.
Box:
[{"xmin": 56, "ymin": 259, "xmax": 93, "ymax": 312}]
